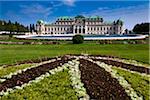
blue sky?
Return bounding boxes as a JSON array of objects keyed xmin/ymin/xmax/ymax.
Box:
[{"xmin": 0, "ymin": 0, "xmax": 149, "ymax": 29}]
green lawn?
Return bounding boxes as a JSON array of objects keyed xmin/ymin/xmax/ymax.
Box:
[
  {"xmin": 0, "ymin": 44, "xmax": 149, "ymax": 65},
  {"xmin": 113, "ymin": 67, "xmax": 150, "ymax": 100},
  {"xmin": 1, "ymin": 70, "xmax": 77, "ymax": 100}
]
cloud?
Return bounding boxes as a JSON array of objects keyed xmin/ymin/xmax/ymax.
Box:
[
  {"xmin": 81, "ymin": 4, "xmax": 149, "ymax": 29},
  {"xmin": 62, "ymin": 0, "xmax": 75, "ymax": 6},
  {"xmin": 82, "ymin": 4, "xmax": 148, "ymax": 17},
  {"xmin": 20, "ymin": 3, "xmax": 53, "ymax": 18},
  {"xmin": 50, "ymin": 1, "xmax": 63, "ymax": 7}
]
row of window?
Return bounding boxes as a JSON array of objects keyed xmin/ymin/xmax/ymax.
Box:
[
  {"xmin": 45, "ymin": 27, "xmax": 71, "ymax": 31},
  {"xmin": 87, "ymin": 27, "xmax": 122, "ymax": 31},
  {"xmin": 55, "ymin": 22, "xmax": 72, "ymax": 25},
  {"xmin": 54, "ymin": 21, "xmax": 102, "ymax": 25},
  {"xmin": 42, "ymin": 32, "xmax": 122, "ymax": 35},
  {"xmin": 42, "ymin": 26, "xmax": 122, "ymax": 32},
  {"xmin": 87, "ymin": 32, "xmax": 116, "ymax": 34},
  {"xmin": 86, "ymin": 22, "xmax": 101, "ymax": 25}
]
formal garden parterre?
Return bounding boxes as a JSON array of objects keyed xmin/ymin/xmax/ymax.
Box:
[{"xmin": 0, "ymin": 55, "xmax": 149, "ymax": 100}]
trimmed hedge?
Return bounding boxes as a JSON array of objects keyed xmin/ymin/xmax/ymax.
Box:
[{"xmin": 72, "ymin": 35, "xmax": 84, "ymax": 44}]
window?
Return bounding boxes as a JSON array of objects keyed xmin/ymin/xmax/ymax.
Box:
[
  {"xmin": 79, "ymin": 28, "xmax": 81, "ymax": 33},
  {"xmin": 75, "ymin": 29, "xmax": 77, "ymax": 33},
  {"xmin": 114, "ymin": 27, "xmax": 115, "ymax": 30}
]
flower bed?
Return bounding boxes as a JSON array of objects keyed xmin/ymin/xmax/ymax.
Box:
[
  {"xmin": 88, "ymin": 55, "xmax": 149, "ymax": 67},
  {"xmin": 92, "ymin": 58, "xmax": 149, "ymax": 74},
  {"xmin": 0, "ymin": 56, "xmax": 74, "ymax": 92},
  {"xmin": 0, "ymin": 54, "xmax": 149, "ymax": 99},
  {"xmin": 1, "ymin": 70, "xmax": 77, "ymax": 100},
  {"xmin": 112, "ymin": 67, "xmax": 149, "ymax": 100},
  {"xmin": 79, "ymin": 59, "xmax": 130, "ymax": 100}
]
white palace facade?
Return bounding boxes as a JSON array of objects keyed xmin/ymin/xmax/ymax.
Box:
[{"xmin": 36, "ymin": 15, "xmax": 124, "ymax": 35}]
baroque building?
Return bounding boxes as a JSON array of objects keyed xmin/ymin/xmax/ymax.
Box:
[{"xmin": 36, "ymin": 15, "xmax": 123, "ymax": 35}]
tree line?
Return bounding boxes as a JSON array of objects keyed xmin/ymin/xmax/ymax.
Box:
[
  {"xmin": 124, "ymin": 22, "xmax": 149, "ymax": 35},
  {"xmin": 133, "ymin": 23, "xmax": 149, "ymax": 35},
  {"xmin": 0, "ymin": 20, "xmax": 36, "ymax": 33}
]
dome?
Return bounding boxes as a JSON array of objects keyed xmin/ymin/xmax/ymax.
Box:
[{"xmin": 37, "ymin": 20, "xmax": 44, "ymax": 24}]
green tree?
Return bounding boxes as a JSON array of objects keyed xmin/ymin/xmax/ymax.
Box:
[
  {"xmin": 32, "ymin": 24, "xmax": 35, "ymax": 32},
  {"xmin": 133, "ymin": 23, "xmax": 150, "ymax": 34},
  {"xmin": 30, "ymin": 24, "xmax": 32, "ymax": 32},
  {"xmin": 72, "ymin": 35, "xmax": 84, "ymax": 44},
  {"xmin": 0, "ymin": 20, "xmax": 28, "ymax": 33},
  {"xmin": 124, "ymin": 29, "xmax": 128, "ymax": 34}
]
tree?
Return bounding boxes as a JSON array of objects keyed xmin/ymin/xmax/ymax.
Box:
[
  {"xmin": 30, "ymin": 24, "xmax": 32, "ymax": 32},
  {"xmin": 26, "ymin": 26, "xmax": 29, "ymax": 32},
  {"xmin": 133, "ymin": 23, "xmax": 150, "ymax": 34},
  {"xmin": 124, "ymin": 29, "xmax": 128, "ymax": 34},
  {"xmin": 72, "ymin": 35, "xmax": 84, "ymax": 44},
  {"xmin": 7, "ymin": 20, "xmax": 13, "ymax": 33},
  {"xmin": 32, "ymin": 24, "xmax": 35, "ymax": 32},
  {"xmin": 0, "ymin": 20, "xmax": 28, "ymax": 33}
]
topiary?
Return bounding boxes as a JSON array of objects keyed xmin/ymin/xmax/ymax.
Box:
[{"xmin": 72, "ymin": 35, "xmax": 84, "ymax": 44}]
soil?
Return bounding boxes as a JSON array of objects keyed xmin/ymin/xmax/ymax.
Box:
[
  {"xmin": 2, "ymin": 56, "xmax": 61, "ymax": 68},
  {"xmin": 0, "ymin": 56, "xmax": 74, "ymax": 92},
  {"xmin": 92, "ymin": 58, "xmax": 149, "ymax": 74},
  {"xmin": 79, "ymin": 59, "xmax": 131, "ymax": 100}
]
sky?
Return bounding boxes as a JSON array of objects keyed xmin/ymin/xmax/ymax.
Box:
[{"xmin": 0, "ymin": 0, "xmax": 149, "ymax": 30}]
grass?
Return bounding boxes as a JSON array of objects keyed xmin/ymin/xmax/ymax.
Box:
[
  {"xmin": 1, "ymin": 70, "xmax": 77, "ymax": 100},
  {"xmin": 113, "ymin": 67, "xmax": 150, "ymax": 100},
  {"xmin": 0, "ymin": 44, "xmax": 149, "ymax": 65},
  {"xmin": 0, "ymin": 64, "xmax": 34, "ymax": 78}
]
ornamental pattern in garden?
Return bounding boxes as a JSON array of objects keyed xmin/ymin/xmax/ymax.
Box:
[{"xmin": 0, "ymin": 55, "xmax": 149, "ymax": 100}]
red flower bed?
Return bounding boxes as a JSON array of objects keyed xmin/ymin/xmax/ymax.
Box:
[
  {"xmin": 0, "ymin": 56, "xmax": 74, "ymax": 92},
  {"xmin": 92, "ymin": 59, "xmax": 149, "ymax": 74},
  {"xmin": 79, "ymin": 59, "xmax": 131, "ymax": 100}
]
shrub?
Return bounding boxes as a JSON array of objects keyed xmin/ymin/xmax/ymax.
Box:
[{"xmin": 72, "ymin": 35, "xmax": 84, "ymax": 44}]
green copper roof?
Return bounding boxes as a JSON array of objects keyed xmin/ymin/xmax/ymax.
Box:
[
  {"xmin": 58, "ymin": 15, "xmax": 102, "ymax": 20},
  {"xmin": 116, "ymin": 19, "xmax": 123, "ymax": 25},
  {"xmin": 90, "ymin": 16, "xmax": 101, "ymax": 18},
  {"xmin": 37, "ymin": 20, "xmax": 44, "ymax": 24},
  {"xmin": 86, "ymin": 16, "xmax": 102, "ymax": 20},
  {"xmin": 75, "ymin": 15, "xmax": 85, "ymax": 19},
  {"xmin": 104, "ymin": 21, "xmax": 113, "ymax": 24}
]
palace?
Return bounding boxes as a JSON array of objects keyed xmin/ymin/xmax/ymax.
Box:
[{"xmin": 36, "ymin": 15, "xmax": 123, "ymax": 35}]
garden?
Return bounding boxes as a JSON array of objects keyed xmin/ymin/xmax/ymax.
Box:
[
  {"xmin": 0, "ymin": 34, "xmax": 149, "ymax": 100},
  {"xmin": 0, "ymin": 54, "xmax": 149, "ymax": 100}
]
